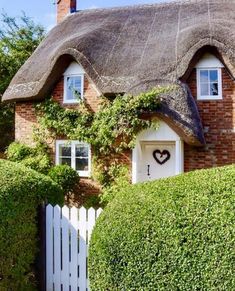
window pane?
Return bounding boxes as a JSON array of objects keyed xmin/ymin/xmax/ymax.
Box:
[
  {"xmin": 59, "ymin": 145, "xmax": 71, "ymax": 156},
  {"xmin": 73, "ymin": 77, "xmax": 82, "ymax": 99},
  {"xmin": 210, "ymin": 83, "xmax": 218, "ymax": 96},
  {"xmin": 200, "ymin": 83, "xmax": 209, "ymax": 96},
  {"xmin": 209, "ymin": 70, "xmax": 218, "ymax": 82},
  {"xmin": 59, "ymin": 157, "xmax": 71, "ymax": 166},
  {"xmin": 76, "ymin": 145, "xmax": 88, "ymax": 158},
  {"xmin": 76, "ymin": 158, "xmax": 88, "ymax": 171},
  {"xmin": 66, "ymin": 77, "xmax": 75, "ymax": 100},
  {"xmin": 74, "ymin": 77, "xmax": 82, "ymax": 89},
  {"xmin": 66, "ymin": 76, "xmax": 82, "ymax": 100},
  {"xmin": 200, "ymin": 70, "xmax": 209, "ymax": 83}
]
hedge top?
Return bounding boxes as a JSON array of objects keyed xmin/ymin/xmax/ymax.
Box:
[
  {"xmin": 89, "ymin": 165, "xmax": 235, "ymax": 290},
  {"xmin": 0, "ymin": 159, "xmax": 63, "ymax": 205}
]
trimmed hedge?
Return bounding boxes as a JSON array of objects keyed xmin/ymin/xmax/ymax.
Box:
[
  {"xmin": 6, "ymin": 141, "xmax": 51, "ymax": 174},
  {"xmin": 0, "ymin": 159, "xmax": 63, "ymax": 290},
  {"xmin": 6, "ymin": 141, "xmax": 33, "ymax": 161},
  {"xmin": 48, "ymin": 164, "xmax": 79, "ymax": 194},
  {"xmin": 89, "ymin": 165, "xmax": 235, "ymax": 290}
]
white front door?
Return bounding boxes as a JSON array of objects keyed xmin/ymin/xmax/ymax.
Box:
[
  {"xmin": 132, "ymin": 122, "xmax": 184, "ymax": 184},
  {"xmin": 142, "ymin": 142, "xmax": 176, "ymax": 181}
]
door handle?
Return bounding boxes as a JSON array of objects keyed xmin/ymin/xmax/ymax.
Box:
[{"xmin": 147, "ymin": 165, "xmax": 150, "ymax": 176}]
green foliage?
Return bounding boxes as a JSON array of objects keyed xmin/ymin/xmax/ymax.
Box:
[
  {"xmin": 89, "ymin": 165, "xmax": 235, "ymax": 290},
  {"xmin": 21, "ymin": 154, "xmax": 51, "ymax": 174},
  {"xmin": 48, "ymin": 165, "xmax": 79, "ymax": 194},
  {"xmin": 7, "ymin": 143, "xmax": 78, "ymax": 194},
  {"xmin": 0, "ymin": 103, "xmax": 14, "ymax": 151},
  {"xmin": 35, "ymin": 99, "xmax": 92, "ymax": 142},
  {"xmin": 35, "ymin": 87, "xmax": 171, "ymax": 156},
  {"xmin": 83, "ymin": 195, "xmax": 103, "ymax": 209},
  {"xmin": 6, "ymin": 141, "xmax": 33, "ymax": 161},
  {"xmin": 0, "ymin": 12, "xmax": 45, "ymax": 94},
  {"xmin": 0, "ymin": 12, "xmax": 45, "ymax": 151},
  {"xmin": 35, "ymin": 87, "xmax": 171, "ymax": 188},
  {"xmin": 6, "ymin": 141, "xmax": 51, "ymax": 174},
  {"xmin": 87, "ymin": 90, "xmax": 162, "ymax": 153},
  {"xmin": 0, "ymin": 159, "xmax": 63, "ymax": 290},
  {"xmin": 100, "ymin": 164, "xmax": 130, "ymax": 205}
]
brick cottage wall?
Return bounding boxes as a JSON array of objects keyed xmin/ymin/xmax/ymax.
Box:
[
  {"xmin": 15, "ymin": 102, "xmax": 37, "ymax": 145},
  {"xmin": 15, "ymin": 74, "xmax": 131, "ymax": 199},
  {"xmin": 52, "ymin": 75, "xmax": 131, "ymax": 199},
  {"xmin": 184, "ymin": 68, "xmax": 235, "ymax": 171}
]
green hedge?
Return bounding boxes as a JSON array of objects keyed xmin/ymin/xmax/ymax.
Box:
[
  {"xmin": 0, "ymin": 159, "xmax": 63, "ymax": 290},
  {"xmin": 6, "ymin": 141, "xmax": 51, "ymax": 174},
  {"xmin": 48, "ymin": 164, "xmax": 79, "ymax": 194},
  {"xmin": 89, "ymin": 165, "xmax": 235, "ymax": 290}
]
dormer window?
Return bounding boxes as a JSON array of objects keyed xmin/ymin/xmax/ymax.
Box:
[
  {"xmin": 63, "ymin": 62, "xmax": 85, "ymax": 104},
  {"xmin": 196, "ymin": 53, "xmax": 224, "ymax": 100}
]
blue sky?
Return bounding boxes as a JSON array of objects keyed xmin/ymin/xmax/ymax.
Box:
[{"xmin": 0, "ymin": 0, "xmax": 172, "ymax": 30}]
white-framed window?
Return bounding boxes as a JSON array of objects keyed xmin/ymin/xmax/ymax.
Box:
[
  {"xmin": 64, "ymin": 75, "xmax": 84, "ymax": 103},
  {"xmin": 63, "ymin": 62, "xmax": 85, "ymax": 104},
  {"xmin": 56, "ymin": 140, "xmax": 91, "ymax": 177},
  {"xmin": 195, "ymin": 53, "xmax": 224, "ymax": 100},
  {"xmin": 196, "ymin": 68, "xmax": 222, "ymax": 100}
]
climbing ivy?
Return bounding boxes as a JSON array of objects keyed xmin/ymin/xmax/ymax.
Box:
[{"xmin": 34, "ymin": 86, "xmax": 172, "ymax": 188}]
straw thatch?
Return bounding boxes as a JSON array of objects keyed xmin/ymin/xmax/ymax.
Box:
[{"xmin": 3, "ymin": 0, "xmax": 235, "ymax": 144}]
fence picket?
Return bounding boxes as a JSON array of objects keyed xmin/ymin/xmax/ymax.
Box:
[
  {"xmin": 87, "ymin": 208, "xmax": 96, "ymax": 242},
  {"xmin": 70, "ymin": 207, "xmax": 78, "ymax": 290},
  {"xmin": 46, "ymin": 204, "xmax": 53, "ymax": 291},
  {"xmin": 53, "ymin": 205, "xmax": 61, "ymax": 291},
  {"xmin": 46, "ymin": 205, "xmax": 102, "ymax": 291},
  {"xmin": 78, "ymin": 206, "xmax": 87, "ymax": 290},
  {"xmin": 61, "ymin": 206, "xmax": 70, "ymax": 291}
]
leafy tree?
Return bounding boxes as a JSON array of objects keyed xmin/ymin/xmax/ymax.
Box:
[{"xmin": 0, "ymin": 12, "xmax": 45, "ymax": 151}]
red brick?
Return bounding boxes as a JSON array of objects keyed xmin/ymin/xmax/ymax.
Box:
[{"xmin": 185, "ymin": 68, "xmax": 235, "ymax": 171}]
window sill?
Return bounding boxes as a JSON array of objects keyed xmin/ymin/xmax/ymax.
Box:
[
  {"xmin": 63, "ymin": 100, "xmax": 81, "ymax": 104},
  {"xmin": 197, "ymin": 96, "xmax": 223, "ymax": 101},
  {"xmin": 78, "ymin": 171, "xmax": 91, "ymax": 178}
]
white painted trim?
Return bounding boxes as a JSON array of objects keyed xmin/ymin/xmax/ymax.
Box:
[
  {"xmin": 196, "ymin": 68, "xmax": 222, "ymax": 100},
  {"xmin": 63, "ymin": 74, "xmax": 84, "ymax": 104},
  {"xmin": 132, "ymin": 146, "xmax": 138, "ymax": 184},
  {"xmin": 195, "ymin": 53, "xmax": 224, "ymax": 68},
  {"xmin": 63, "ymin": 62, "xmax": 85, "ymax": 76},
  {"xmin": 132, "ymin": 121, "xmax": 184, "ymax": 184},
  {"xmin": 175, "ymin": 140, "xmax": 184, "ymax": 174},
  {"xmin": 56, "ymin": 140, "xmax": 91, "ymax": 177}
]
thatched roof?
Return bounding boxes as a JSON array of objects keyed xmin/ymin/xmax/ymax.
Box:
[{"xmin": 3, "ymin": 0, "xmax": 235, "ymax": 145}]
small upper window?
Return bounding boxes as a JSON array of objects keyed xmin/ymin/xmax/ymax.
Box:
[
  {"xmin": 64, "ymin": 75, "xmax": 84, "ymax": 103},
  {"xmin": 195, "ymin": 53, "xmax": 223, "ymax": 100},
  {"xmin": 197, "ymin": 68, "xmax": 222, "ymax": 100},
  {"xmin": 63, "ymin": 62, "xmax": 85, "ymax": 104}
]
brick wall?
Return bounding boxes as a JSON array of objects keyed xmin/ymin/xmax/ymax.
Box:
[
  {"xmin": 15, "ymin": 102, "xmax": 37, "ymax": 145},
  {"xmin": 14, "ymin": 74, "xmax": 131, "ymax": 199},
  {"xmin": 184, "ymin": 68, "xmax": 235, "ymax": 171}
]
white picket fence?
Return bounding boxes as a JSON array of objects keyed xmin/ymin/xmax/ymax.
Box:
[{"xmin": 46, "ymin": 204, "xmax": 102, "ymax": 291}]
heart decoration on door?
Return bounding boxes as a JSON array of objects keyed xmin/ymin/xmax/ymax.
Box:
[{"xmin": 153, "ymin": 149, "xmax": 171, "ymax": 165}]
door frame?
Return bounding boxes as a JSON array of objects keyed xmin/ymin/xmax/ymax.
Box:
[{"xmin": 132, "ymin": 121, "xmax": 184, "ymax": 183}]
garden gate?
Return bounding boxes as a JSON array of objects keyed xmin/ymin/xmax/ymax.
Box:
[{"xmin": 45, "ymin": 204, "xmax": 102, "ymax": 291}]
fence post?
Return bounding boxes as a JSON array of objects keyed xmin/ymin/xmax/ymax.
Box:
[{"xmin": 38, "ymin": 202, "xmax": 47, "ymax": 291}]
